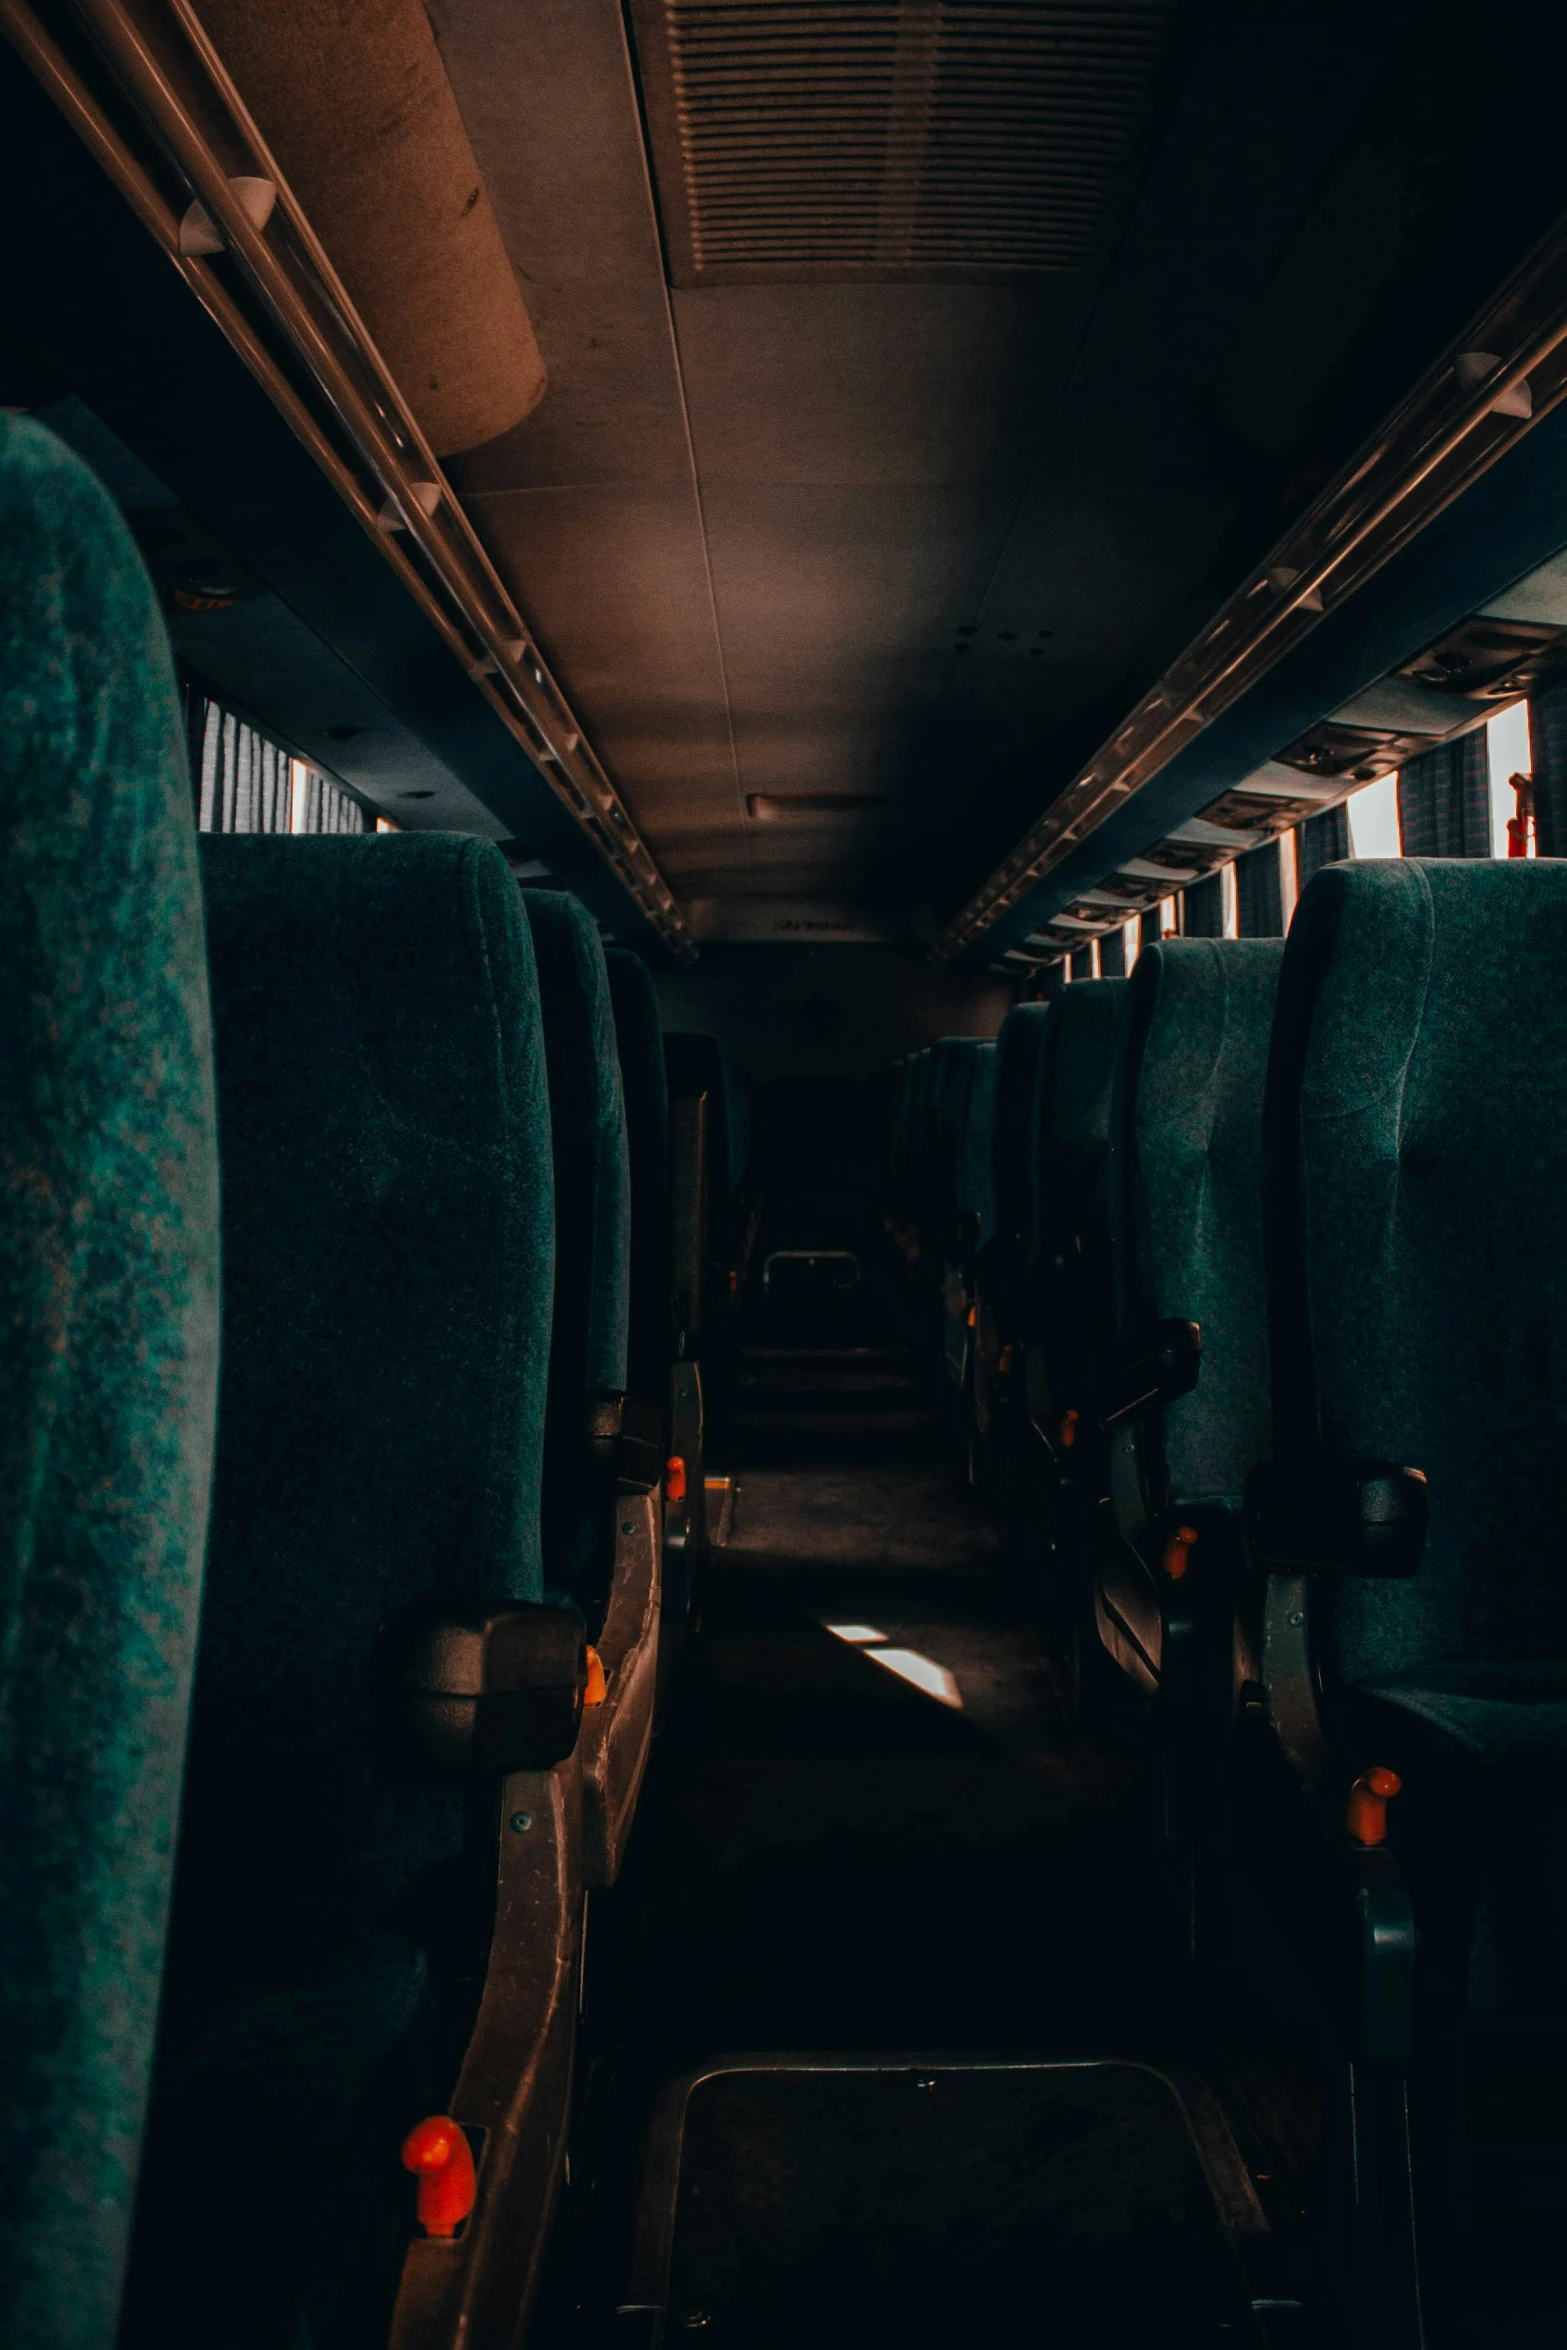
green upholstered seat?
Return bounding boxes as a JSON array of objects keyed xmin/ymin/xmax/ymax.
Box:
[
  {"xmin": 521, "ymin": 891, "xmax": 631, "ymax": 1616},
  {"xmin": 123, "ymin": 834, "xmax": 554, "ymax": 2350},
  {"xmin": 1032, "ymin": 980, "xmax": 1128, "ymax": 1411},
  {"xmin": 605, "ymin": 948, "xmax": 669, "ymax": 1408},
  {"xmin": 0, "ymin": 414, "xmax": 220, "ymax": 2350},
  {"xmin": 957, "ymin": 1041, "xmax": 999, "ymax": 1249},
  {"xmin": 992, "ymin": 1004, "xmax": 1053, "ymax": 1255},
  {"xmin": 1264, "ymin": 858, "xmax": 1567, "ymax": 2002},
  {"xmin": 1111, "ymin": 940, "xmax": 1283, "ymax": 1512}
]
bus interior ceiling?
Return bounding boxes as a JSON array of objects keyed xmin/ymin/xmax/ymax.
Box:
[{"xmin": 5, "ymin": 2, "xmax": 1567, "ymax": 2348}]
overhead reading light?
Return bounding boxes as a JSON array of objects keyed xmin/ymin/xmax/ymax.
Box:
[
  {"xmin": 746, "ymin": 793, "xmax": 890, "ymax": 823},
  {"xmin": 178, "ymin": 174, "xmax": 276, "ymax": 255}
]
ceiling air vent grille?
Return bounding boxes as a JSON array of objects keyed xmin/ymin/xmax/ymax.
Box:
[{"xmin": 632, "ymin": 0, "xmax": 1176, "ymax": 284}]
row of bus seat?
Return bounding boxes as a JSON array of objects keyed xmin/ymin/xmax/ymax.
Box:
[
  {"xmin": 883, "ymin": 867, "xmax": 1567, "ymax": 2334},
  {"xmin": 0, "ymin": 415, "xmax": 734, "ymax": 2350}
]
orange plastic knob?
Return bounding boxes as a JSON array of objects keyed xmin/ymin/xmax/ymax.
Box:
[
  {"xmin": 664, "ymin": 1454, "xmax": 687, "ymax": 1503},
  {"xmin": 1058, "ymin": 1407, "xmax": 1080, "ymax": 1450},
  {"xmin": 1346, "ymin": 1766, "xmax": 1402, "ymax": 1848},
  {"xmin": 584, "ymin": 1645, "xmax": 608, "ymax": 1706},
  {"xmin": 402, "ymin": 2116, "xmax": 477, "ymax": 2238},
  {"xmin": 1161, "ymin": 1525, "xmax": 1199, "ymax": 1582}
]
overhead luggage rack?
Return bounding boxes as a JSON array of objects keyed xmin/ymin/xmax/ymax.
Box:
[{"xmin": 0, "ymin": 0, "xmax": 694, "ymax": 959}]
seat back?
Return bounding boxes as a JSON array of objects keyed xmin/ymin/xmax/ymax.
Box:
[
  {"xmin": 1032, "ymin": 979, "xmax": 1127, "ymax": 1406},
  {"xmin": 605, "ymin": 948, "xmax": 670, "ymax": 1411},
  {"xmin": 0, "ymin": 415, "xmax": 220, "ymax": 2350},
  {"xmin": 521, "ymin": 891, "xmax": 632, "ymax": 1614},
  {"xmin": 957, "ymin": 1041, "xmax": 1000, "ymax": 1249},
  {"xmin": 1111, "ymin": 940, "xmax": 1283, "ymax": 1510},
  {"xmin": 1264, "ymin": 859, "xmax": 1567, "ymax": 1684},
  {"xmin": 125, "ymin": 834, "xmax": 554, "ymax": 2347},
  {"xmin": 992, "ymin": 1003, "xmax": 1053, "ymax": 1254}
]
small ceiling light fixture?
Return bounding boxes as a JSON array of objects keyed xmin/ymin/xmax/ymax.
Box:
[{"xmin": 178, "ymin": 175, "xmax": 276, "ymax": 255}]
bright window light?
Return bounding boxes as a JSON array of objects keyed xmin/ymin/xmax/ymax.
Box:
[
  {"xmin": 1088, "ymin": 936, "xmax": 1102, "ymax": 978},
  {"xmin": 1347, "ymin": 772, "xmax": 1401, "ymax": 857},
  {"xmin": 1123, "ymin": 915, "xmax": 1140, "ymax": 972},
  {"xmin": 1159, "ymin": 895, "xmax": 1178, "ymax": 936},
  {"xmin": 1487, "ymin": 700, "xmax": 1534, "ymax": 856},
  {"xmin": 823, "ymin": 1622, "xmax": 888, "ymax": 1646},
  {"xmin": 1221, "ymin": 862, "xmax": 1239, "ymax": 937},
  {"xmin": 1279, "ymin": 825, "xmax": 1300, "ymax": 925},
  {"xmin": 865, "ymin": 1648, "xmax": 963, "ymax": 1708}
]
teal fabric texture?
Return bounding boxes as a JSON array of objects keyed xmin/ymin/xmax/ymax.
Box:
[
  {"xmin": 123, "ymin": 834, "xmax": 553, "ymax": 2350},
  {"xmin": 0, "ymin": 414, "xmax": 220, "ymax": 2350},
  {"xmin": 991, "ymin": 1005, "xmax": 1052, "ymax": 1251},
  {"xmin": 957, "ymin": 1042, "xmax": 999, "ymax": 1245},
  {"xmin": 604, "ymin": 948, "xmax": 669, "ymax": 1405},
  {"xmin": 521, "ymin": 890, "xmax": 631, "ymax": 1612},
  {"xmin": 1112, "ymin": 940, "xmax": 1283, "ymax": 1509},
  {"xmin": 1265, "ymin": 859, "xmax": 1567, "ymax": 1694},
  {"xmin": 1033, "ymin": 980, "xmax": 1127, "ymax": 1403}
]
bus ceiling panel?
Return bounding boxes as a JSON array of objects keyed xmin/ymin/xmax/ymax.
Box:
[
  {"xmin": 0, "ymin": 0, "xmax": 692, "ymax": 959},
  {"xmin": 430, "ymin": 0, "xmax": 1432, "ymax": 920},
  {"xmin": 974, "ymin": 389, "xmax": 1567, "ymax": 964}
]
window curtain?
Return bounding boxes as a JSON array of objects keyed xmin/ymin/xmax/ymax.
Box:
[
  {"xmin": 1527, "ymin": 675, "xmax": 1567, "ymax": 855},
  {"xmin": 1235, "ymin": 839, "xmax": 1284, "ymax": 937},
  {"xmin": 194, "ymin": 697, "xmax": 367, "ymax": 836},
  {"xmin": 1395, "ymin": 733, "xmax": 1489, "ymax": 857},
  {"xmin": 1069, "ymin": 945, "xmax": 1094, "ymax": 981},
  {"xmin": 1097, "ymin": 925, "xmax": 1127, "ymax": 976},
  {"xmin": 1296, "ymin": 802, "xmax": 1349, "ymax": 887},
  {"xmin": 1138, "ymin": 905, "xmax": 1164, "ymax": 950},
  {"xmin": 1180, "ymin": 871, "xmax": 1224, "ymax": 937}
]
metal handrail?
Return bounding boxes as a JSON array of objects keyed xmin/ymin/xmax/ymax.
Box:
[
  {"xmin": 934, "ymin": 207, "xmax": 1567, "ymax": 961},
  {"xmin": 1, "ymin": 0, "xmax": 695, "ymax": 958}
]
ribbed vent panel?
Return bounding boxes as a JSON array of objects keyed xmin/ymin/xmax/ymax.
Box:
[{"xmin": 633, "ymin": 0, "xmax": 1175, "ymax": 282}]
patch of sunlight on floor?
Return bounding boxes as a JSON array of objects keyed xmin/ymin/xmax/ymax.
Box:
[
  {"xmin": 864, "ymin": 1648, "xmax": 964, "ymax": 1708},
  {"xmin": 823, "ymin": 1622, "xmax": 889, "ymax": 1645}
]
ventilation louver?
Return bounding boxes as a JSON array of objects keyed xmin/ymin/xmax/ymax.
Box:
[{"xmin": 632, "ymin": 0, "xmax": 1176, "ymax": 284}]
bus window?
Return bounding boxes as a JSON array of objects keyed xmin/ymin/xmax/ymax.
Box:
[
  {"xmin": 1345, "ymin": 771, "xmax": 1401, "ymax": 857},
  {"xmin": 1487, "ymin": 700, "xmax": 1534, "ymax": 855},
  {"xmin": 195, "ymin": 696, "xmax": 366, "ymax": 837}
]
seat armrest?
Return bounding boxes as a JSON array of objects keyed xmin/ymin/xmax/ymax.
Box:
[
  {"xmin": 1245, "ymin": 1458, "xmax": 1428, "ymax": 1578},
  {"xmin": 387, "ymin": 1599, "xmax": 586, "ymax": 1770},
  {"xmin": 1098, "ymin": 1318, "xmax": 1201, "ymax": 1428}
]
